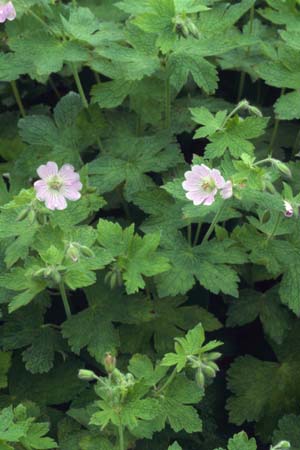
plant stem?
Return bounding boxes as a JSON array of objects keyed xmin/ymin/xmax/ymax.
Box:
[
  {"xmin": 71, "ymin": 63, "xmax": 89, "ymax": 109},
  {"xmin": 48, "ymin": 76, "xmax": 60, "ymax": 99},
  {"xmin": 93, "ymin": 71, "xmax": 101, "ymax": 83},
  {"xmin": 10, "ymin": 80, "xmax": 26, "ymax": 117},
  {"xmin": 70, "ymin": 63, "xmax": 104, "ymax": 153},
  {"xmin": 118, "ymin": 421, "xmax": 125, "ymax": 450},
  {"xmin": 202, "ymin": 203, "xmax": 226, "ymax": 243},
  {"xmin": 58, "ymin": 282, "xmax": 72, "ymax": 319},
  {"xmin": 156, "ymin": 367, "xmax": 177, "ymax": 394},
  {"xmin": 187, "ymin": 224, "xmax": 192, "ymax": 246},
  {"xmin": 28, "ymin": 9, "xmax": 55, "ymax": 36},
  {"xmin": 268, "ymin": 88, "xmax": 285, "ymax": 156},
  {"xmin": 165, "ymin": 76, "xmax": 171, "ymax": 129},
  {"xmin": 237, "ymin": 3, "xmax": 255, "ymax": 102},
  {"xmin": 193, "ymin": 222, "xmax": 202, "ymax": 246}
]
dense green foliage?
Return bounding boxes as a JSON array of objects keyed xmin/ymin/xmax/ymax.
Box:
[{"xmin": 0, "ymin": 0, "xmax": 300, "ymax": 449}]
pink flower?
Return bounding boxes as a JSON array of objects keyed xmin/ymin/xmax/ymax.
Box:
[
  {"xmin": 34, "ymin": 162, "xmax": 82, "ymax": 211},
  {"xmin": 284, "ymin": 200, "xmax": 293, "ymax": 218},
  {"xmin": 182, "ymin": 164, "xmax": 233, "ymax": 206},
  {"xmin": 0, "ymin": 2, "xmax": 16, "ymax": 23}
]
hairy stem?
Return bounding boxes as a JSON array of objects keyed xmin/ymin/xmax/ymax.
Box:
[
  {"xmin": 118, "ymin": 421, "xmax": 125, "ymax": 450},
  {"xmin": 187, "ymin": 224, "xmax": 192, "ymax": 246},
  {"xmin": 10, "ymin": 80, "xmax": 26, "ymax": 117},
  {"xmin": 193, "ymin": 222, "xmax": 202, "ymax": 246},
  {"xmin": 268, "ymin": 88, "xmax": 285, "ymax": 156},
  {"xmin": 202, "ymin": 203, "xmax": 226, "ymax": 243},
  {"xmin": 71, "ymin": 63, "xmax": 89, "ymax": 109},
  {"xmin": 48, "ymin": 76, "xmax": 61, "ymax": 99},
  {"xmin": 59, "ymin": 282, "xmax": 72, "ymax": 319},
  {"xmin": 156, "ymin": 367, "xmax": 177, "ymax": 395},
  {"xmin": 70, "ymin": 63, "xmax": 103, "ymax": 152}
]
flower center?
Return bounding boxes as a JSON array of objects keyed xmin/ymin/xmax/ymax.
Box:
[
  {"xmin": 48, "ymin": 175, "xmax": 63, "ymax": 191},
  {"xmin": 201, "ymin": 177, "xmax": 215, "ymax": 192}
]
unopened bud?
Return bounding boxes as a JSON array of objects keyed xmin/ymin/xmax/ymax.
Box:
[
  {"xmin": 195, "ymin": 368, "xmax": 205, "ymax": 389},
  {"xmin": 17, "ymin": 207, "xmax": 30, "ymax": 222},
  {"xmin": 104, "ymin": 353, "xmax": 116, "ymax": 374},
  {"xmin": 78, "ymin": 369, "xmax": 99, "ymax": 381},
  {"xmin": 273, "ymin": 160, "xmax": 292, "ymax": 178},
  {"xmin": 186, "ymin": 19, "xmax": 200, "ymax": 39},
  {"xmin": 271, "ymin": 442, "xmax": 291, "ymax": 450},
  {"xmin": 206, "ymin": 352, "xmax": 222, "ymax": 361},
  {"xmin": 201, "ymin": 364, "xmax": 216, "ymax": 378},
  {"xmin": 284, "ymin": 200, "xmax": 294, "ymax": 218},
  {"xmin": 80, "ymin": 246, "xmax": 94, "ymax": 258},
  {"xmin": 86, "ymin": 186, "xmax": 97, "ymax": 193},
  {"xmin": 66, "ymin": 244, "xmax": 80, "ymax": 262}
]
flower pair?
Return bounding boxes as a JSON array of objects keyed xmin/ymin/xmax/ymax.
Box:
[
  {"xmin": 182, "ymin": 164, "xmax": 232, "ymax": 206},
  {"xmin": 0, "ymin": 1, "xmax": 16, "ymax": 23}
]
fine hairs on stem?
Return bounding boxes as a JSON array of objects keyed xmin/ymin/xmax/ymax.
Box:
[
  {"xmin": 58, "ymin": 282, "xmax": 72, "ymax": 319},
  {"xmin": 10, "ymin": 81, "xmax": 26, "ymax": 118}
]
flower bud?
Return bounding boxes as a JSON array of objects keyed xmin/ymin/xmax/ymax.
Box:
[
  {"xmin": 66, "ymin": 244, "xmax": 80, "ymax": 262},
  {"xmin": 274, "ymin": 441, "xmax": 291, "ymax": 450},
  {"xmin": 284, "ymin": 200, "xmax": 294, "ymax": 218},
  {"xmin": 206, "ymin": 352, "xmax": 222, "ymax": 361},
  {"xmin": 273, "ymin": 160, "xmax": 292, "ymax": 178},
  {"xmin": 201, "ymin": 364, "xmax": 216, "ymax": 378},
  {"xmin": 195, "ymin": 368, "xmax": 205, "ymax": 389},
  {"xmin": 104, "ymin": 353, "xmax": 116, "ymax": 374},
  {"xmin": 80, "ymin": 246, "xmax": 95, "ymax": 258},
  {"xmin": 186, "ymin": 19, "xmax": 200, "ymax": 39},
  {"xmin": 78, "ymin": 369, "xmax": 99, "ymax": 381},
  {"xmin": 17, "ymin": 207, "xmax": 30, "ymax": 222}
]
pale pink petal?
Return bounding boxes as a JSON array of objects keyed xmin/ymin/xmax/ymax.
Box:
[
  {"xmin": 5, "ymin": 2, "xmax": 16, "ymax": 20},
  {"xmin": 59, "ymin": 164, "xmax": 80, "ymax": 184},
  {"xmin": 211, "ymin": 169, "xmax": 225, "ymax": 189},
  {"xmin": 37, "ymin": 162, "xmax": 58, "ymax": 179},
  {"xmin": 62, "ymin": 185, "xmax": 82, "ymax": 201},
  {"xmin": 221, "ymin": 181, "xmax": 233, "ymax": 199},
  {"xmin": 45, "ymin": 192, "xmax": 67, "ymax": 210},
  {"xmin": 191, "ymin": 164, "xmax": 211, "ymax": 177},
  {"xmin": 203, "ymin": 192, "xmax": 217, "ymax": 205},
  {"xmin": 34, "ymin": 179, "xmax": 49, "ymax": 201},
  {"xmin": 182, "ymin": 179, "xmax": 200, "ymax": 192},
  {"xmin": 186, "ymin": 191, "xmax": 206, "ymax": 206}
]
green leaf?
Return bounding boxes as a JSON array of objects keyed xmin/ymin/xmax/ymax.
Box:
[
  {"xmin": 273, "ymin": 415, "xmax": 300, "ymax": 450},
  {"xmin": 23, "ymin": 422, "xmax": 58, "ymax": 449},
  {"xmin": 168, "ymin": 443, "xmax": 182, "ymax": 450},
  {"xmin": 162, "ymin": 323, "xmax": 221, "ymax": 372},
  {"xmin": 150, "ymin": 375, "xmax": 203, "ymax": 433},
  {"xmin": 227, "ymin": 432, "xmax": 257, "ymax": 450},
  {"xmin": 169, "ymin": 42, "xmax": 219, "ymax": 94},
  {"xmin": 9, "ymin": 357, "xmax": 85, "ymax": 406},
  {"xmin": 280, "ymin": 261, "xmax": 300, "ymax": 316},
  {"xmin": 204, "ymin": 116, "xmax": 269, "ymax": 159},
  {"xmin": 227, "ymin": 287, "xmax": 293, "ymax": 344},
  {"xmin": 89, "ymin": 132, "xmax": 183, "ymax": 198},
  {"xmin": 62, "ymin": 275, "xmax": 153, "ymax": 361},
  {"xmin": 190, "ymin": 107, "xmax": 227, "ymax": 138},
  {"xmin": 120, "ymin": 296, "xmax": 221, "ymax": 355},
  {"xmin": 91, "ymin": 80, "xmax": 134, "ymax": 108},
  {"xmin": 97, "ymin": 220, "xmax": 170, "ymax": 294},
  {"xmin": 156, "ymin": 232, "xmax": 246, "ymax": 297},
  {"xmin": 275, "ymin": 91, "xmax": 300, "ymax": 121},
  {"xmin": 227, "ymin": 324, "xmax": 300, "ymax": 439}
]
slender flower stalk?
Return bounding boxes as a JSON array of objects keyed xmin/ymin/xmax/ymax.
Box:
[
  {"xmin": 10, "ymin": 80, "xmax": 26, "ymax": 117},
  {"xmin": 58, "ymin": 282, "xmax": 72, "ymax": 319},
  {"xmin": 202, "ymin": 203, "xmax": 226, "ymax": 243}
]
